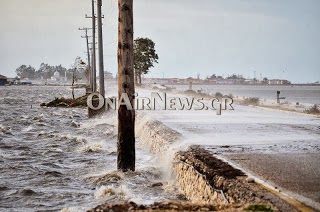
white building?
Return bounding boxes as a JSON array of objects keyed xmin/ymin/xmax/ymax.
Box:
[{"xmin": 51, "ymin": 71, "xmax": 61, "ymax": 81}]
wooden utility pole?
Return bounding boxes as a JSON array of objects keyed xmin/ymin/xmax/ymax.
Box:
[
  {"xmin": 85, "ymin": 0, "xmax": 97, "ymax": 92},
  {"xmin": 79, "ymin": 28, "xmax": 92, "ymax": 71},
  {"xmin": 97, "ymin": 0, "xmax": 105, "ymax": 97},
  {"xmin": 90, "ymin": 46, "xmax": 95, "ymax": 92},
  {"xmin": 79, "ymin": 27, "xmax": 92, "ymax": 92},
  {"xmin": 117, "ymin": 0, "xmax": 135, "ymax": 171}
]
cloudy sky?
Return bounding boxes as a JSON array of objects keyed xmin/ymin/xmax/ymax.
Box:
[{"xmin": 0, "ymin": 0, "xmax": 319, "ymax": 83}]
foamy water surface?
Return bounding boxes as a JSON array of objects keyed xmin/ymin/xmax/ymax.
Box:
[{"xmin": 0, "ymin": 85, "xmax": 179, "ymax": 212}]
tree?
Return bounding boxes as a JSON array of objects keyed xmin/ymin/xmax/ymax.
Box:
[
  {"xmin": 16, "ymin": 65, "xmax": 27, "ymax": 78},
  {"xmin": 36, "ymin": 63, "xmax": 55, "ymax": 79},
  {"xmin": 35, "ymin": 63, "xmax": 69, "ymax": 80},
  {"xmin": 133, "ymin": 37, "xmax": 159, "ymax": 84},
  {"xmin": 54, "ymin": 65, "xmax": 68, "ymax": 77},
  {"xmin": 16, "ymin": 65, "xmax": 36, "ymax": 79},
  {"xmin": 70, "ymin": 57, "xmax": 86, "ymax": 99},
  {"xmin": 210, "ymin": 74, "xmax": 217, "ymax": 79},
  {"xmin": 227, "ymin": 74, "xmax": 245, "ymax": 80},
  {"xmin": 66, "ymin": 68, "xmax": 74, "ymax": 81},
  {"xmin": 71, "ymin": 56, "xmax": 86, "ymax": 81},
  {"xmin": 262, "ymin": 77, "xmax": 268, "ymax": 84}
]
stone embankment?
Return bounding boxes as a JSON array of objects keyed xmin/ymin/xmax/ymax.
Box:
[
  {"xmin": 173, "ymin": 146, "xmax": 299, "ymax": 211},
  {"xmin": 89, "ymin": 114, "xmax": 301, "ymax": 211}
]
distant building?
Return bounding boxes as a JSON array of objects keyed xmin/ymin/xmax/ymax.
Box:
[
  {"xmin": 143, "ymin": 77, "xmax": 180, "ymax": 84},
  {"xmin": 244, "ymin": 79, "xmax": 259, "ymax": 85},
  {"xmin": 0, "ymin": 74, "xmax": 8, "ymax": 86},
  {"xmin": 48, "ymin": 71, "xmax": 67, "ymax": 83},
  {"xmin": 104, "ymin": 71, "xmax": 113, "ymax": 79},
  {"xmin": 268, "ymin": 79, "xmax": 291, "ymax": 85},
  {"xmin": 185, "ymin": 77, "xmax": 203, "ymax": 84},
  {"xmin": 51, "ymin": 71, "xmax": 61, "ymax": 81},
  {"xmin": 7, "ymin": 78, "xmax": 20, "ymax": 85}
]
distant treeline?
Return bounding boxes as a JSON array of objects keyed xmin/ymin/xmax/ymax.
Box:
[{"xmin": 15, "ymin": 57, "xmax": 86, "ymax": 80}]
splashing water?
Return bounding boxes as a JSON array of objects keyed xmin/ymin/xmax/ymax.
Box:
[{"xmin": 0, "ymin": 85, "xmax": 181, "ymax": 211}]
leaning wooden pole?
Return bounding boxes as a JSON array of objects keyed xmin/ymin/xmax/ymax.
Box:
[{"xmin": 117, "ymin": 0, "xmax": 135, "ymax": 171}]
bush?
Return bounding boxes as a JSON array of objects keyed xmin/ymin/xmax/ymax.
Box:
[
  {"xmin": 245, "ymin": 204, "xmax": 273, "ymax": 211},
  {"xmin": 304, "ymin": 104, "xmax": 320, "ymax": 115},
  {"xmin": 184, "ymin": 90, "xmax": 197, "ymax": 95},
  {"xmin": 242, "ymin": 97, "xmax": 259, "ymax": 106},
  {"xmin": 214, "ymin": 92, "xmax": 223, "ymax": 98},
  {"xmin": 227, "ymin": 93, "xmax": 234, "ymax": 98}
]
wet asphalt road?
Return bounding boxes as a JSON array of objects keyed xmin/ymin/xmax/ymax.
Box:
[{"xmin": 224, "ymin": 153, "xmax": 320, "ymax": 211}]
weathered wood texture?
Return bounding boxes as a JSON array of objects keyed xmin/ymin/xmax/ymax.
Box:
[
  {"xmin": 117, "ymin": 0, "xmax": 135, "ymax": 171},
  {"xmin": 97, "ymin": 0, "xmax": 105, "ymax": 98}
]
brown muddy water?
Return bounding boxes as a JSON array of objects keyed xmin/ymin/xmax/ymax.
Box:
[{"xmin": 0, "ymin": 86, "xmax": 179, "ymax": 212}]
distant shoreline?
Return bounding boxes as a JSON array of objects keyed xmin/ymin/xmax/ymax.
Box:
[{"xmin": 164, "ymin": 83, "xmax": 320, "ymax": 86}]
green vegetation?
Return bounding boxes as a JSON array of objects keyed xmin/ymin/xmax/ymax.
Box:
[
  {"xmin": 15, "ymin": 57, "xmax": 86, "ymax": 80},
  {"xmin": 134, "ymin": 37, "xmax": 159, "ymax": 84},
  {"xmin": 304, "ymin": 104, "xmax": 320, "ymax": 115},
  {"xmin": 227, "ymin": 93, "xmax": 234, "ymax": 98},
  {"xmin": 242, "ymin": 97, "xmax": 260, "ymax": 106},
  {"xmin": 244, "ymin": 204, "xmax": 273, "ymax": 211},
  {"xmin": 214, "ymin": 92, "xmax": 223, "ymax": 98},
  {"xmin": 15, "ymin": 65, "xmax": 36, "ymax": 79},
  {"xmin": 184, "ymin": 90, "xmax": 197, "ymax": 95}
]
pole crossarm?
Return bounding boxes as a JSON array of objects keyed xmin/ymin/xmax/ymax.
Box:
[{"xmin": 85, "ymin": 14, "xmax": 105, "ymax": 18}]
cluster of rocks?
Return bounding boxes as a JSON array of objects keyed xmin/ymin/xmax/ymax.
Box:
[
  {"xmin": 88, "ymin": 200, "xmax": 225, "ymax": 212},
  {"xmin": 173, "ymin": 146, "xmax": 299, "ymax": 212}
]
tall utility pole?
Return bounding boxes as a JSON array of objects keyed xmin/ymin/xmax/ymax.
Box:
[
  {"xmin": 117, "ymin": 0, "xmax": 135, "ymax": 171},
  {"xmin": 97, "ymin": 0, "xmax": 105, "ymax": 97},
  {"xmin": 79, "ymin": 27, "xmax": 92, "ymax": 92},
  {"xmin": 79, "ymin": 28, "xmax": 92, "ymax": 70},
  {"xmin": 86, "ymin": 0, "xmax": 97, "ymax": 92},
  {"xmin": 90, "ymin": 46, "xmax": 94, "ymax": 90}
]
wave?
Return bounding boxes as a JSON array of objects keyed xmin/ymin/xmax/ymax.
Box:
[{"xmin": 95, "ymin": 185, "xmax": 130, "ymax": 199}]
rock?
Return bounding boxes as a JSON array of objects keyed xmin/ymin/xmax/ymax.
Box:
[
  {"xmin": 149, "ymin": 182, "xmax": 163, "ymax": 187},
  {"xmin": 247, "ymin": 177, "xmax": 255, "ymax": 183},
  {"xmin": 44, "ymin": 171, "xmax": 63, "ymax": 177},
  {"xmin": 70, "ymin": 121, "xmax": 80, "ymax": 128},
  {"xmin": 19, "ymin": 188, "xmax": 37, "ymax": 196}
]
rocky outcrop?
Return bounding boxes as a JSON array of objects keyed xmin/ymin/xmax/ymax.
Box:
[{"xmin": 87, "ymin": 201, "xmax": 225, "ymax": 212}]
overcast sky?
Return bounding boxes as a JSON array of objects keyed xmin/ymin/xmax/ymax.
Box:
[{"xmin": 0, "ymin": 0, "xmax": 319, "ymax": 83}]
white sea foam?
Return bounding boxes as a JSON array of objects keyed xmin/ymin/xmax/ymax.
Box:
[
  {"xmin": 95, "ymin": 185, "xmax": 131, "ymax": 199},
  {"xmin": 79, "ymin": 144, "xmax": 103, "ymax": 153},
  {"xmin": 22, "ymin": 125, "xmax": 33, "ymax": 132}
]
